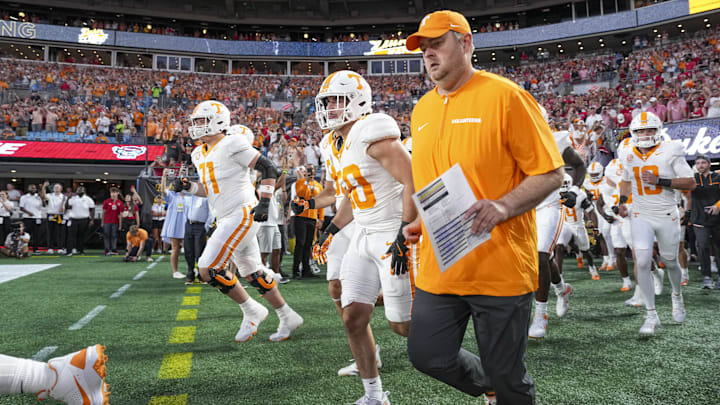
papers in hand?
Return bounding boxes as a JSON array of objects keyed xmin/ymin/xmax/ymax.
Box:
[{"xmin": 412, "ymin": 164, "xmax": 490, "ymax": 272}]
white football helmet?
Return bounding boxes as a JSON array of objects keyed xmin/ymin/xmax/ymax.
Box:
[
  {"xmin": 560, "ymin": 173, "xmax": 573, "ymax": 193},
  {"xmin": 588, "ymin": 161, "xmax": 604, "ymax": 182},
  {"xmin": 227, "ymin": 124, "xmax": 254, "ymax": 145},
  {"xmin": 315, "ymin": 70, "xmax": 372, "ymax": 131},
  {"xmin": 629, "ymin": 111, "xmax": 663, "ymax": 148},
  {"xmin": 188, "ymin": 100, "xmax": 231, "ymax": 140}
]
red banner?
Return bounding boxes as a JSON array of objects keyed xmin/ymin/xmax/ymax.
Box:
[{"xmin": 0, "ymin": 141, "xmax": 164, "ymax": 162}]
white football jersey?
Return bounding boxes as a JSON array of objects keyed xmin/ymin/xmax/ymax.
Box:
[
  {"xmin": 191, "ymin": 134, "xmax": 259, "ymax": 219},
  {"xmin": 619, "ymin": 140, "xmax": 693, "ymax": 214},
  {"xmin": 537, "ymin": 131, "xmax": 572, "ymax": 209},
  {"xmin": 563, "ymin": 191, "xmax": 589, "ymax": 226},
  {"xmin": 583, "ymin": 177, "xmax": 604, "ymax": 203},
  {"xmin": 319, "ymin": 131, "xmax": 345, "ymax": 210},
  {"xmin": 337, "ymin": 113, "xmax": 403, "ymax": 232}
]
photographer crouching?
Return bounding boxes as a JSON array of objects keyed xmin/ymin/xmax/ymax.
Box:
[
  {"xmin": 124, "ymin": 225, "xmax": 154, "ymax": 262},
  {"xmin": 1, "ymin": 222, "xmax": 31, "ymax": 258}
]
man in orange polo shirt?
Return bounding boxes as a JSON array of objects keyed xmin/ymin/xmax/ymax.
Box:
[
  {"xmin": 290, "ymin": 165, "xmax": 324, "ymax": 279},
  {"xmin": 403, "ymin": 10, "xmax": 564, "ymax": 404},
  {"xmin": 124, "ymin": 225, "xmax": 154, "ymax": 262}
]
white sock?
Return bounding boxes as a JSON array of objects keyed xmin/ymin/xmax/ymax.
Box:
[
  {"xmin": 646, "ymin": 308, "xmax": 658, "ymax": 318},
  {"xmin": 275, "ymin": 304, "xmax": 292, "ymax": 321},
  {"xmin": 535, "ymin": 301, "xmax": 548, "ymax": 315},
  {"xmin": 0, "ymin": 355, "xmax": 54, "ymax": 394},
  {"xmin": 362, "ymin": 376, "xmax": 383, "ymax": 400},
  {"xmin": 551, "ymin": 282, "xmax": 565, "ymax": 296},
  {"xmin": 239, "ymin": 297, "xmax": 263, "ymax": 317},
  {"xmin": 632, "ymin": 284, "xmax": 645, "ymax": 302},
  {"xmin": 637, "ymin": 268, "xmax": 656, "ymax": 311},
  {"xmin": 602, "ymin": 255, "xmax": 609, "ymax": 265},
  {"xmin": 622, "ymin": 276, "xmax": 631, "ymax": 285}
]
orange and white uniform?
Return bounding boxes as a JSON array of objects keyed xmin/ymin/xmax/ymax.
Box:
[
  {"xmin": 319, "ymin": 131, "xmax": 356, "ymax": 281},
  {"xmin": 619, "ymin": 140, "xmax": 693, "ymax": 257},
  {"xmin": 605, "ymin": 157, "xmax": 633, "ymax": 249},
  {"xmin": 192, "ymin": 133, "xmax": 262, "ymax": 275},
  {"xmin": 535, "ymin": 130, "xmax": 572, "ymax": 253},
  {"xmin": 557, "ymin": 190, "xmax": 592, "ymax": 251},
  {"xmin": 337, "ymin": 113, "xmax": 412, "ymax": 323}
]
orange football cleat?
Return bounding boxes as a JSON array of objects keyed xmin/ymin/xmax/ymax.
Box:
[{"xmin": 576, "ymin": 257, "xmax": 584, "ymax": 269}]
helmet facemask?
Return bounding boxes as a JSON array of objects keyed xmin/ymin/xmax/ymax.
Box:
[
  {"xmin": 631, "ymin": 128, "xmax": 661, "ymax": 149},
  {"xmin": 316, "ymin": 92, "xmax": 368, "ymax": 131}
]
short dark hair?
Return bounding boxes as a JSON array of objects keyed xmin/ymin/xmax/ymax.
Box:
[{"xmin": 695, "ymin": 155, "xmax": 710, "ymax": 163}]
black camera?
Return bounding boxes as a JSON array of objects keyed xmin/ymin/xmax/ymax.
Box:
[{"xmin": 9, "ymin": 222, "xmax": 25, "ymax": 258}]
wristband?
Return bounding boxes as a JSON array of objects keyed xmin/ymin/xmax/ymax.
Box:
[
  {"xmin": 619, "ymin": 195, "xmax": 629, "ymax": 204},
  {"xmin": 657, "ymin": 178, "xmax": 672, "ymax": 188},
  {"xmin": 326, "ymin": 223, "xmax": 340, "ymax": 235},
  {"xmin": 259, "ymin": 185, "xmax": 274, "ymax": 194},
  {"xmin": 187, "ymin": 182, "xmax": 199, "ymax": 195}
]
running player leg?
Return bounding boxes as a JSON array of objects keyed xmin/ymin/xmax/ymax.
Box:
[
  {"xmin": 654, "ymin": 214, "xmax": 685, "ymax": 323},
  {"xmin": 611, "ymin": 221, "xmax": 632, "ymax": 291},
  {"xmin": 630, "ymin": 214, "xmax": 660, "ymax": 336},
  {"xmin": 531, "ymin": 206, "xmax": 563, "ymax": 338}
]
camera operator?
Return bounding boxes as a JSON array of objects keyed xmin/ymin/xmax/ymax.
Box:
[
  {"xmin": 1, "ymin": 222, "xmax": 30, "ymax": 258},
  {"xmin": 0, "ymin": 190, "xmax": 14, "ymax": 243}
]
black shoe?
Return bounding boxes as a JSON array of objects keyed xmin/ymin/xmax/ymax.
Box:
[
  {"xmin": 293, "ymin": 272, "xmax": 303, "ymax": 280},
  {"xmin": 302, "ymin": 272, "xmax": 319, "ymax": 278}
]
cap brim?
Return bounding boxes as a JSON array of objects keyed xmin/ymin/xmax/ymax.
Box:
[{"xmin": 406, "ymin": 28, "xmax": 450, "ymax": 50}]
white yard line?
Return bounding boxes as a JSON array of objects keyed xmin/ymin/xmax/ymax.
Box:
[
  {"xmin": 31, "ymin": 346, "xmax": 58, "ymax": 361},
  {"xmin": 147, "ymin": 255, "xmax": 165, "ymax": 269},
  {"xmin": 110, "ymin": 283, "xmax": 132, "ymax": 299},
  {"xmin": 68, "ymin": 305, "xmax": 106, "ymax": 331},
  {"xmin": 133, "ymin": 270, "xmax": 147, "ymax": 280}
]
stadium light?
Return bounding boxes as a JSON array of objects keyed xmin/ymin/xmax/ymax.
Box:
[
  {"xmin": 653, "ymin": 29, "xmax": 658, "ymax": 33},
  {"xmin": 677, "ymin": 24, "xmax": 682, "ymax": 28},
  {"xmin": 579, "ymin": 46, "xmax": 584, "ymax": 50},
  {"xmin": 11, "ymin": 179, "xmax": 16, "ymax": 182},
  {"xmin": 681, "ymin": 29, "xmax": 686, "ymax": 33},
  {"xmin": 511, "ymin": 55, "xmax": 515, "ymax": 59},
  {"xmin": 147, "ymin": 24, "xmax": 152, "ymax": 30},
  {"xmin": 600, "ymin": 43, "xmax": 605, "ymax": 47},
  {"xmin": 491, "ymin": 52, "xmax": 495, "ymax": 55},
  {"xmin": 704, "ymin": 18, "xmax": 709, "ymax": 22},
  {"xmin": 577, "ymin": 41, "xmax": 582, "ymax": 45},
  {"xmin": 303, "ymin": 33, "xmax": 309, "ymax": 39},
  {"xmin": 598, "ymin": 38, "xmax": 603, "ymax": 42},
  {"xmin": 397, "ymin": 31, "xmax": 402, "ymax": 36},
  {"xmin": 557, "ymin": 44, "xmax": 562, "ymax": 48},
  {"xmin": 18, "ymin": 12, "xmax": 25, "ymax": 17},
  {"xmin": 560, "ymin": 49, "xmax": 564, "ymax": 53},
  {"xmin": 707, "ymin": 24, "xmax": 712, "ymax": 28},
  {"xmin": 622, "ymin": 40, "xmax": 627, "ymax": 45},
  {"xmin": 10, "ymin": 170, "xmax": 16, "ymax": 173},
  {"xmin": 202, "ymin": 29, "xmax": 207, "ymax": 34}
]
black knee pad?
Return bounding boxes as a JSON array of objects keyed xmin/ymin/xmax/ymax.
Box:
[
  {"xmin": 206, "ymin": 268, "xmax": 237, "ymax": 294},
  {"xmin": 249, "ymin": 270, "xmax": 276, "ymax": 295}
]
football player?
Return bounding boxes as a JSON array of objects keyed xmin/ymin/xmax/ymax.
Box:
[
  {"xmin": 529, "ymin": 113, "xmax": 587, "ymax": 340},
  {"xmin": 0, "ymin": 344, "xmax": 109, "ymax": 404},
  {"xmin": 177, "ymin": 101, "xmax": 303, "ymax": 343},
  {"xmin": 292, "ymin": 120, "xmax": 383, "ymax": 377},
  {"xmin": 584, "ymin": 162, "xmax": 616, "ymax": 272},
  {"xmin": 555, "ymin": 173, "xmax": 597, "ymax": 300},
  {"xmin": 616, "ymin": 112, "xmax": 695, "ymax": 336},
  {"xmin": 312, "ymin": 70, "xmax": 416, "ymax": 404}
]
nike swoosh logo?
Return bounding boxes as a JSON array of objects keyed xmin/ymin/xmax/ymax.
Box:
[
  {"xmin": 450, "ymin": 24, "xmax": 460, "ymax": 27},
  {"xmin": 418, "ymin": 123, "xmax": 429, "ymax": 131}
]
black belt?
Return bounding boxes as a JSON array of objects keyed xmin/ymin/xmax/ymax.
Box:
[{"xmin": 188, "ymin": 220, "xmax": 205, "ymax": 225}]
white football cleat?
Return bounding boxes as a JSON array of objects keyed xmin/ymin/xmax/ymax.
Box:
[
  {"xmin": 671, "ymin": 293, "xmax": 686, "ymax": 323},
  {"xmin": 621, "ymin": 278, "xmax": 633, "ymax": 292},
  {"xmin": 235, "ymin": 304, "xmax": 269, "ymax": 342},
  {"xmin": 39, "ymin": 344, "xmax": 110, "ymax": 405},
  {"xmin": 624, "ymin": 297, "xmax": 643, "ymax": 307},
  {"xmin": 589, "ymin": 266, "xmax": 600, "ymax": 281},
  {"xmin": 353, "ymin": 391, "xmax": 390, "ymax": 405},
  {"xmin": 269, "ymin": 310, "xmax": 304, "ymax": 342},
  {"xmin": 338, "ymin": 345, "xmax": 382, "ymax": 376},
  {"xmin": 528, "ymin": 312, "xmax": 548, "ymax": 339},
  {"xmin": 555, "ymin": 283, "xmax": 573, "ymax": 318},
  {"xmin": 652, "ymin": 268, "xmax": 665, "ymax": 295},
  {"xmin": 639, "ymin": 312, "xmax": 660, "ymax": 336},
  {"xmin": 172, "ymin": 272, "xmax": 186, "ymax": 279},
  {"xmin": 680, "ymin": 268, "xmax": 689, "ymax": 286}
]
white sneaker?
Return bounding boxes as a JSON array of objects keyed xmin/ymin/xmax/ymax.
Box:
[
  {"xmin": 311, "ymin": 261, "xmax": 321, "ymax": 275},
  {"xmin": 338, "ymin": 345, "xmax": 382, "ymax": 376},
  {"xmin": 624, "ymin": 296, "xmax": 643, "ymax": 307},
  {"xmin": 353, "ymin": 391, "xmax": 390, "ymax": 405},
  {"xmin": 555, "ymin": 283, "xmax": 573, "ymax": 318},
  {"xmin": 172, "ymin": 272, "xmax": 186, "ymax": 279},
  {"xmin": 235, "ymin": 304, "xmax": 269, "ymax": 342},
  {"xmin": 671, "ymin": 293, "xmax": 686, "ymax": 323},
  {"xmin": 47, "ymin": 249, "xmax": 55, "ymax": 254},
  {"xmin": 528, "ymin": 312, "xmax": 548, "ymax": 339},
  {"xmin": 39, "ymin": 344, "xmax": 110, "ymax": 405},
  {"xmin": 639, "ymin": 312, "xmax": 661, "ymax": 336},
  {"xmin": 72, "ymin": 249, "xmax": 78, "ymax": 254},
  {"xmin": 269, "ymin": 310, "xmax": 304, "ymax": 342},
  {"xmin": 621, "ymin": 278, "xmax": 633, "ymax": 292},
  {"xmin": 58, "ymin": 249, "xmax": 67, "ymax": 255},
  {"xmin": 589, "ymin": 266, "xmax": 600, "ymax": 281},
  {"xmin": 652, "ymin": 268, "xmax": 665, "ymax": 295},
  {"xmin": 681, "ymin": 268, "xmax": 689, "ymax": 286},
  {"xmin": 702, "ymin": 276, "xmax": 713, "ymax": 289}
]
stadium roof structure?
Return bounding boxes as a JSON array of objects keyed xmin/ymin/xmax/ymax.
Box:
[{"xmin": 15, "ymin": 0, "xmax": 572, "ymax": 26}]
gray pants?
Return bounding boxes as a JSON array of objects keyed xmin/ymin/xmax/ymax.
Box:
[{"xmin": 407, "ymin": 288, "xmax": 535, "ymax": 404}]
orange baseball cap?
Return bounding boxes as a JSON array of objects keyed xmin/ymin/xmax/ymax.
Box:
[{"xmin": 406, "ymin": 10, "xmax": 472, "ymax": 51}]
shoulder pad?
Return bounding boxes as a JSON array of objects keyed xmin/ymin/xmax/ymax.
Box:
[
  {"xmin": 352, "ymin": 113, "xmax": 400, "ymax": 145},
  {"xmin": 225, "ymin": 132, "xmax": 253, "ymax": 153},
  {"xmin": 664, "ymin": 139, "xmax": 686, "ymax": 158},
  {"xmin": 553, "ymin": 131, "xmax": 572, "ymax": 154}
]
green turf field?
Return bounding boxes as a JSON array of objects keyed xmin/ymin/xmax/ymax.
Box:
[{"xmin": 0, "ymin": 252, "xmax": 719, "ymax": 405}]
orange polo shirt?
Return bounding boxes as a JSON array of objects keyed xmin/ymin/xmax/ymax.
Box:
[
  {"xmin": 126, "ymin": 228, "xmax": 148, "ymax": 247},
  {"xmin": 295, "ymin": 178, "xmax": 324, "ymax": 221},
  {"xmin": 410, "ymin": 70, "xmax": 563, "ymax": 297}
]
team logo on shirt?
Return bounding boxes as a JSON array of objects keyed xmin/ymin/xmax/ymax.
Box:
[
  {"xmin": 112, "ymin": 145, "xmax": 147, "ymax": 160},
  {"xmin": 626, "ymin": 154, "xmax": 634, "ymax": 163}
]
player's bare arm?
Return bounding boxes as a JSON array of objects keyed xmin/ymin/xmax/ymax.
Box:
[{"xmin": 367, "ymin": 137, "xmax": 417, "ymax": 224}]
